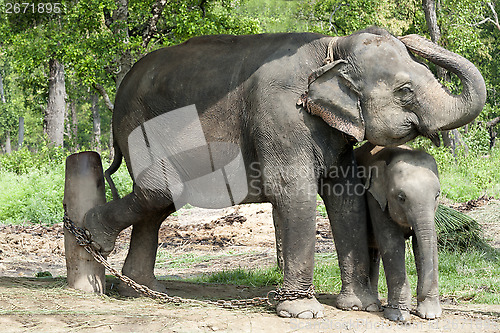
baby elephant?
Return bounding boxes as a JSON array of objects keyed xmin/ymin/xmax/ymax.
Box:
[{"xmin": 355, "ymin": 143, "xmax": 442, "ymax": 322}]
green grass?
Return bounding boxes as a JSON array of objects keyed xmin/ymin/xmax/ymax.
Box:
[
  {"xmin": 0, "ymin": 148, "xmax": 133, "ymax": 224},
  {"xmin": 410, "ymin": 134, "xmax": 500, "ymax": 202},
  {"xmin": 156, "ymin": 251, "xmax": 226, "ymax": 269},
  {"xmin": 189, "ymin": 248, "xmax": 500, "ymax": 305},
  {"xmin": 156, "ymin": 248, "xmax": 259, "ymax": 269},
  {"xmin": 0, "ymin": 168, "xmax": 65, "ymax": 225},
  {"xmin": 437, "ymin": 250, "xmax": 500, "ymax": 304},
  {"xmin": 435, "ymin": 204, "xmax": 493, "ymax": 252},
  {"xmin": 194, "ymin": 267, "xmax": 283, "ymax": 287}
]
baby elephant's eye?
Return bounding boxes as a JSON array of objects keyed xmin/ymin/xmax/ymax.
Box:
[
  {"xmin": 435, "ymin": 191, "xmax": 441, "ymax": 200},
  {"xmin": 397, "ymin": 192, "xmax": 406, "ymax": 203}
]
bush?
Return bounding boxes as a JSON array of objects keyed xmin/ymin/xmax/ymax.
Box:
[
  {"xmin": 410, "ymin": 129, "xmax": 500, "ymax": 202},
  {"xmin": 0, "ymin": 146, "xmax": 68, "ymax": 174},
  {"xmin": 0, "ymin": 167, "xmax": 65, "ymax": 225},
  {"xmin": 0, "ymin": 147, "xmax": 133, "ymax": 225}
]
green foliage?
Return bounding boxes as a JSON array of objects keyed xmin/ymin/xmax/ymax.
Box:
[
  {"xmin": 236, "ymin": 0, "xmax": 307, "ymax": 33},
  {"xmin": 0, "ymin": 167, "xmax": 64, "ymax": 225},
  {"xmin": 296, "ymin": 0, "xmax": 424, "ymax": 36},
  {"xmin": 410, "ymin": 131, "xmax": 500, "ymax": 202},
  {"xmin": 435, "ymin": 204, "xmax": 494, "ymax": 253},
  {"xmin": 0, "ymin": 146, "xmax": 133, "ymax": 224},
  {"xmin": 0, "ymin": 145, "xmax": 67, "ymax": 174}
]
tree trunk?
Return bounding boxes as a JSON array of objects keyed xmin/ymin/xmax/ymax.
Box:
[
  {"xmin": 91, "ymin": 92, "xmax": 101, "ymax": 153},
  {"xmin": 442, "ymin": 129, "xmax": 468, "ymax": 155},
  {"xmin": 5, "ymin": 131, "xmax": 12, "ymax": 154},
  {"xmin": 487, "ymin": 116, "xmax": 500, "ymax": 149},
  {"xmin": 113, "ymin": 0, "xmax": 133, "ymax": 89},
  {"xmin": 0, "ymin": 70, "xmax": 10, "ymax": 154},
  {"xmin": 63, "ymin": 152, "xmax": 107, "ymax": 293},
  {"xmin": 102, "ymin": 0, "xmax": 132, "ymax": 160},
  {"xmin": 422, "ymin": 0, "xmax": 467, "ymax": 152},
  {"xmin": 45, "ymin": 59, "xmax": 66, "ymax": 147},
  {"xmin": 70, "ymin": 99, "xmax": 79, "ymax": 151},
  {"xmin": 17, "ymin": 116, "xmax": 24, "ymax": 150},
  {"xmin": 93, "ymin": 83, "xmax": 114, "ymax": 112},
  {"xmin": 0, "ymin": 70, "xmax": 5, "ymax": 104}
]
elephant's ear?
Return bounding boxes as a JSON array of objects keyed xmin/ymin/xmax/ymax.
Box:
[
  {"xmin": 298, "ymin": 60, "xmax": 364, "ymax": 142},
  {"xmin": 366, "ymin": 161, "xmax": 387, "ymax": 211}
]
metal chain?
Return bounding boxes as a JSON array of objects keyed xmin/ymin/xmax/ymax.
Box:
[
  {"xmin": 384, "ymin": 303, "xmax": 411, "ymax": 312},
  {"xmin": 63, "ymin": 207, "xmax": 315, "ymax": 309}
]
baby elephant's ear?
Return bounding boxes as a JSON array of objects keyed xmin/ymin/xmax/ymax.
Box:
[
  {"xmin": 366, "ymin": 161, "xmax": 387, "ymax": 211},
  {"xmin": 299, "ymin": 60, "xmax": 365, "ymax": 142}
]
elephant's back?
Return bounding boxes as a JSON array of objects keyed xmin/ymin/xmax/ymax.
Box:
[{"xmin": 112, "ymin": 33, "xmax": 328, "ymax": 156}]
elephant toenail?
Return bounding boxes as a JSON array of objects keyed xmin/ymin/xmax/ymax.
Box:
[
  {"xmin": 297, "ymin": 311, "xmax": 314, "ymax": 319},
  {"xmin": 278, "ymin": 310, "xmax": 292, "ymax": 318},
  {"xmin": 366, "ymin": 304, "xmax": 381, "ymax": 312},
  {"xmin": 351, "ymin": 305, "xmax": 360, "ymax": 311}
]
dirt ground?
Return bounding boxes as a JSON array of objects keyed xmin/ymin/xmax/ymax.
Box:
[{"xmin": 0, "ymin": 201, "xmax": 499, "ymax": 332}]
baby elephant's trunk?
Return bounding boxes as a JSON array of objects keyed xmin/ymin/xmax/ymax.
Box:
[{"xmin": 410, "ymin": 211, "xmax": 439, "ymax": 301}]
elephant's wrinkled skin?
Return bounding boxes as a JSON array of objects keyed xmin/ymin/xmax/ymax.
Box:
[
  {"xmin": 355, "ymin": 142, "xmax": 442, "ymax": 322},
  {"xmin": 83, "ymin": 27, "xmax": 485, "ymax": 318}
]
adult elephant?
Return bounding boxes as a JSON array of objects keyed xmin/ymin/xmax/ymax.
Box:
[{"xmin": 82, "ymin": 27, "xmax": 486, "ymax": 318}]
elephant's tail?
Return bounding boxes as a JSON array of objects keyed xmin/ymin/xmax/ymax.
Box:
[{"xmin": 105, "ymin": 142, "xmax": 123, "ymax": 201}]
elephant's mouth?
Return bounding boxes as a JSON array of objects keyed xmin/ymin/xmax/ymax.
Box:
[
  {"xmin": 393, "ymin": 131, "xmax": 419, "ymax": 146},
  {"xmin": 424, "ymin": 132, "xmax": 441, "ymax": 147}
]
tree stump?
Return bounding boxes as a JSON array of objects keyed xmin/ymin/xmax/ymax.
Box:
[{"xmin": 63, "ymin": 151, "xmax": 106, "ymax": 293}]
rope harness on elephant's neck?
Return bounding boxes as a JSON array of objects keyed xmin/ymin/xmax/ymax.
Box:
[
  {"xmin": 324, "ymin": 37, "xmax": 340, "ymax": 64},
  {"xmin": 62, "ymin": 206, "xmax": 315, "ymax": 309}
]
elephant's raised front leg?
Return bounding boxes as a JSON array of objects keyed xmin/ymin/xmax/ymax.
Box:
[
  {"xmin": 83, "ymin": 193, "xmax": 143, "ymax": 255},
  {"xmin": 83, "ymin": 188, "xmax": 173, "ymax": 256},
  {"xmin": 320, "ymin": 155, "xmax": 380, "ymax": 312}
]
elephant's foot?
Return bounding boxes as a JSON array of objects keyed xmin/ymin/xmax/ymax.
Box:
[
  {"xmin": 118, "ymin": 276, "xmax": 167, "ymax": 297},
  {"xmin": 82, "ymin": 209, "xmax": 120, "ymax": 256},
  {"xmin": 384, "ymin": 307, "xmax": 410, "ymax": 322},
  {"xmin": 336, "ymin": 289, "xmax": 381, "ymax": 312},
  {"xmin": 416, "ymin": 297, "xmax": 442, "ymax": 319},
  {"xmin": 276, "ymin": 297, "xmax": 324, "ymax": 319}
]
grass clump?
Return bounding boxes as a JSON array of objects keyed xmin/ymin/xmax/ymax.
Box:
[{"xmin": 435, "ymin": 204, "xmax": 494, "ymax": 253}]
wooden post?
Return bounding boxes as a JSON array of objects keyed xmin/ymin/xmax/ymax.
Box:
[{"xmin": 63, "ymin": 151, "xmax": 106, "ymax": 293}]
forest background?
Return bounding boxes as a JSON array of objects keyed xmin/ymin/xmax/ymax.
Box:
[{"xmin": 0, "ymin": 0, "xmax": 499, "ymax": 224}]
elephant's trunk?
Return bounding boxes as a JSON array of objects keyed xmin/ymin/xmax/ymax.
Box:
[
  {"xmin": 399, "ymin": 35, "xmax": 486, "ymax": 132},
  {"xmin": 410, "ymin": 210, "xmax": 439, "ymax": 301}
]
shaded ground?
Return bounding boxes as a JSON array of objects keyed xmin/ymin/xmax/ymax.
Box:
[{"xmin": 0, "ymin": 200, "xmax": 499, "ymax": 332}]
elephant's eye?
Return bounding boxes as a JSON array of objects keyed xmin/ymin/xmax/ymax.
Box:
[
  {"xmin": 395, "ymin": 84, "xmax": 414, "ymax": 105},
  {"xmin": 397, "ymin": 84, "xmax": 413, "ymax": 94},
  {"xmin": 397, "ymin": 192, "xmax": 406, "ymax": 203},
  {"xmin": 435, "ymin": 191, "xmax": 440, "ymax": 200}
]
